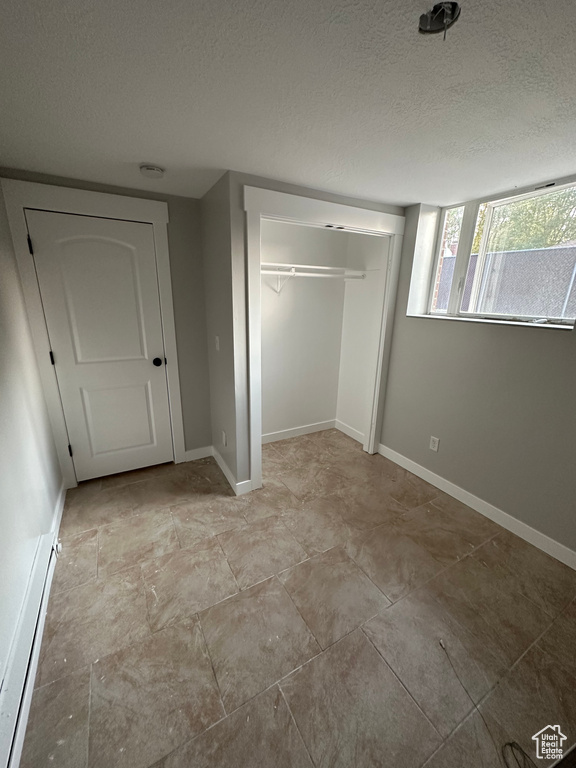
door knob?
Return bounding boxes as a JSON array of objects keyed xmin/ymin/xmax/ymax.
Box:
[{"xmin": 153, "ymin": 357, "xmax": 163, "ymax": 366}]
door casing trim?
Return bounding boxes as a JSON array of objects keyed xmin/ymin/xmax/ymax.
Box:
[{"xmin": 1, "ymin": 179, "xmax": 186, "ymax": 488}]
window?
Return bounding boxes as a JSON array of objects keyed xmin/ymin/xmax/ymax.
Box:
[
  {"xmin": 430, "ymin": 206, "xmax": 464, "ymax": 314},
  {"xmin": 424, "ymin": 181, "xmax": 576, "ymax": 327}
]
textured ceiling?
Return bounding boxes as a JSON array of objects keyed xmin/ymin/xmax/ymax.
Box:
[{"xmin": 1, "ymin": 0, "xmax": 575, "ymax": 206}]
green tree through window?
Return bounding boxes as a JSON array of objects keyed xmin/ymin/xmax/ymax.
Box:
[{"xmin": 472, "ymin": 188, "xmax": 576, "ymax": 254}]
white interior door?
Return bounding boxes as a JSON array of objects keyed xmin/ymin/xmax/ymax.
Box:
[{"xmin": 26, "ymin": 209, "xmax": 174, "ymax": 481}]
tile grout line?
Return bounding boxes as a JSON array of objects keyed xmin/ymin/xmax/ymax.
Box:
[
  {"xmin": 186, "ymin": 617, "xmax": 448, "ymax": 759},
  {"xmin": 341, "ymin": 544, "xmax": 396, "ymax": 604},
  {"xmin": 168, "ymin": 506, "xmax": 182, "ymax": 551},
  {"xmin": 356, "ymin": 528, "xmax": 506, "ymax": 613},
  {"xmin": 50, "ymin": 530, "xmax": 99, "ymax": 597},
  {"xmin": 274, "ymin": 575, "xmax": 324, "ymax": 652},
  {"xmin": 423, "ymin": 630, "xmax": 515, "ymax": 766},
  {"xmin": 471, "ymin": 535, "xmax": 573, "ymax": 622},
  {"xmin": 169, "ymin": 506, "xmax": 185, "ymax": 550},
  {"xmin": 151, "ymin": 669, "xmax": 317, "ymax": 767},
  {"xmin": 418, "ymin": 706, "xmax": 480, "ymax": 768},
  {"xmin": 139, "ymin": 563, "xmax": 157, "ymax": 634},
  {"xmin": 471, "ymin": 593, "xmax": 576, "ymax": 716},
  {"xmin": 86, "ymin": 663, "xmax": 93, "ymax": 768},
  {"xmin": 196, "ymin": 616, "xmax": 228, "ymax": 719},
  {"xmin": 213, "ymin": 535, "xmax": 243, "ymax": 595},
  {"xmin": 185, "ymin": 616, "xmax": 419, "ymax": 749},
  {"xmin": 360, "ymin": 625, "xmax": 445, "ymax": 742},
  {"xmin": 32, "ymin": 661, "xmax": 92, "ymax": 695},
  {"xmin": 278, "ymin": 685, "xmax": 317, "ymax": 767},
  {"xmin": 96, "ymin": 526, "xmax": 100, "ymax": 581},
  {"xmin": 276, "ymin": 513, "xmax": 311, "ymax": 560},
  {"xmin": 416, "ymin": 595, "xmax": 576, "ymax": 765},
  {"xmin": 36, "ymin": 576, "xmax": 155, "ymax": 691}
]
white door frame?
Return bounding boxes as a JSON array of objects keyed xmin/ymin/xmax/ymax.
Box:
[
  {"xmin": 244, "ymin": 186, "xmax": 404, "ymax": 490},
  {"xmin": 1, "ymin": 179, "xmax": 186, "ymax": 489}
]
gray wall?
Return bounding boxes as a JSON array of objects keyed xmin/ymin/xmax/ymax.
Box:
[
  {"xmin": 381, "ymin": 205, "xmax": 576, "ymax": 551},
  {"xmin": 0, "ymin": 187, "xmax": 61, "ymax": 684},
  {"xmin": 165, "ymin": 196, "xmax": 211, "ymax": 450},
  {"xmin": 0, "ymin": 168, "xmax": 211, "ymax": 451},
  {"xmin": 200, "ymin": 175, "xmax": 239, "ymax": 475}
]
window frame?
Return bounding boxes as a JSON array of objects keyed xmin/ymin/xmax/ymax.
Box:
[{"xmin": 426, "ymin": 177, "xmax": 576, "ymax": 328}]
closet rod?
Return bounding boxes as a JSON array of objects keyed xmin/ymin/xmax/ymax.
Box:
[
  {"xmin": 261, "ymin": 269, "xmax": 365, "ymax": 280},
  {"xmin": 261, "ymin": 261, "xmax": 350, "ymax": 272}
]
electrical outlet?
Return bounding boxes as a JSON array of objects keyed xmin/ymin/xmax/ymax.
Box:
[
  {"xmin": 429, "ymin": 436, "xmax": 440, "ymax": 452},
  {"xmin": 215, "ymin": 335, "xmax": 220, "ymax": 351},
  {"xmin": 221, "ymin": 430, "xmax": 227, "ymax": 447}
]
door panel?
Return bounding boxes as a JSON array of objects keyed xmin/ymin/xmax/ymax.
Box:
[
  {"xmin": 26, "ymin": 210, "xmax": 173, "ymax": 480},
  {"xmin": 59, "ymin": 238, "xmax": 147, "ymax": 362},
  {"xmin": 81, "ymin": 382, "xmax": 156, "ymax": 455}
]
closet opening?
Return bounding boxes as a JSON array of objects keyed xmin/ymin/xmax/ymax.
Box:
[
  {"xmin": 244, "ymin": 187, "xmax": 405, "ymax": 491},
  {"xmin": 260, "ymin": 219, "xmax": 389, "ymax": 452}
]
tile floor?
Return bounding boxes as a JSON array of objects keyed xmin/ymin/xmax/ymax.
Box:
[{"xmin": 21, "ymin": 430, "xmax": 576, "ymax": 767}]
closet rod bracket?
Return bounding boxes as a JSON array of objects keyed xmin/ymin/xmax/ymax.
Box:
[{"xmin": 271, "ymin": 267, "xmax": 296, "ymax": 294}]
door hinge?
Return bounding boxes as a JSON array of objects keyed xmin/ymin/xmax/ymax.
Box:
[
  {"xmin": 49, "ymin": 350, "xmax": 55, "ymax": 365},
  {"xmin": 27, "ymin": 234, "xmax": 34, "ymax": 255},
  {"xmin": 68, "ymin": 444, "xmax": 73, "ymax": 457}
]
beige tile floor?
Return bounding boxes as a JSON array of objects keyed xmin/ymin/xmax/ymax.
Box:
[{"xmin": 21, "ymin": 430, "xmax": 576, "ymax": 768}]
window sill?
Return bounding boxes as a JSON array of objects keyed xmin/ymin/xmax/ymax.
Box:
[{"xmin": 407, "ymin": 313, "xmax": 574, "ymax": 331}]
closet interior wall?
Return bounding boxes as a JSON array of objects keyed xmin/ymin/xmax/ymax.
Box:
[{"xmin": 260, "ymin": 219, "xmax": 386, "ymax": 447}]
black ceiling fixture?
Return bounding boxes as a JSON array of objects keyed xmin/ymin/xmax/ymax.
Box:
[{"xmin": 419, "ymin": 2, "xmax": 461, "ymax": 40}]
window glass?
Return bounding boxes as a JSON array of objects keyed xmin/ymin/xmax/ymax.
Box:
[
  {"xmin": 430, "ymin": 206, "xmax": 464, "ymax": 313},
  {"xmin": 460, "ymin": 203, "xmax": 487, "ymax": 312},
  {"xmin": 463, "ymin": 187, "xmax": 576, "ymax": 320}
]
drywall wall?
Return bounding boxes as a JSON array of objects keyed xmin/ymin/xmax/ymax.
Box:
[
  {"xmin": 164, "ymin": 196, "xmax": 212, "ymax": 451},
  {"xmin": 201, "ymin": 175, "xmax": 239, "ymax": 476},
  {"xmin": 0, "ymin": 168, "xmax": 211, "ymax": 452},
  {"xmin": 336, "ymin": 232, "xmax": 387, "ymax": 439},
  {"xmin": 0, "ymin": 187, "xmax": 61, "ymax": 687},
  {"xmin": 260, "ymin": 220, "xmax": 347, "ymax": 437},
  {"xmin": 381, "ymin": 204, "xmax": 576, "ymax": 552}
]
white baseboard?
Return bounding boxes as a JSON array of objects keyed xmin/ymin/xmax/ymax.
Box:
[
  {"xmin": 4, "ymin": 541, "xmax": 56, "ymax": 768},
  {"xmin": 212, "ymin": 447, "xmax": 253, "ymax": 496},
  {"xmin": 335, "ymin": 420, "xmax": 364, "ymax": 445},
  {"xmin": 181, "ymin": 446, "xmax": 213, "ymax": 462},
  {"xmin": 378, "ymin": 444, "xmax": 576, "ymax": 571},
  {"xmin": 52, "ymin": 481, "xmax": 66, "ymax": 538},
  {"xmin": 233, "ymin": 479, "xmax": 253, "ymax": 496},
  {"xmin": 2, "ymin": 480, "xmax": 65, "ymax": 768},
  {"xmin": 262, "ymin": 420, "xmax": 336, "ymax": 444}
]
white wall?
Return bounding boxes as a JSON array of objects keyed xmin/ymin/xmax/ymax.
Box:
[
  {"xmin": 336, "ymin": 232, "xmax": 387, "ymax": 439},
  {"xmin": 260, "ymin": 221, "xmax": 347, "ymax": 437},
  {"xmin": 381, "ymin": 204, "xmax": 576, "ymax": 554},
  {"xmin": 260, "ymin": 222, "xmax": 390, "ymax": 444},
  {"xmin": 0, "ymin": 187, "xmax": 62, "ymax": 687}
]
